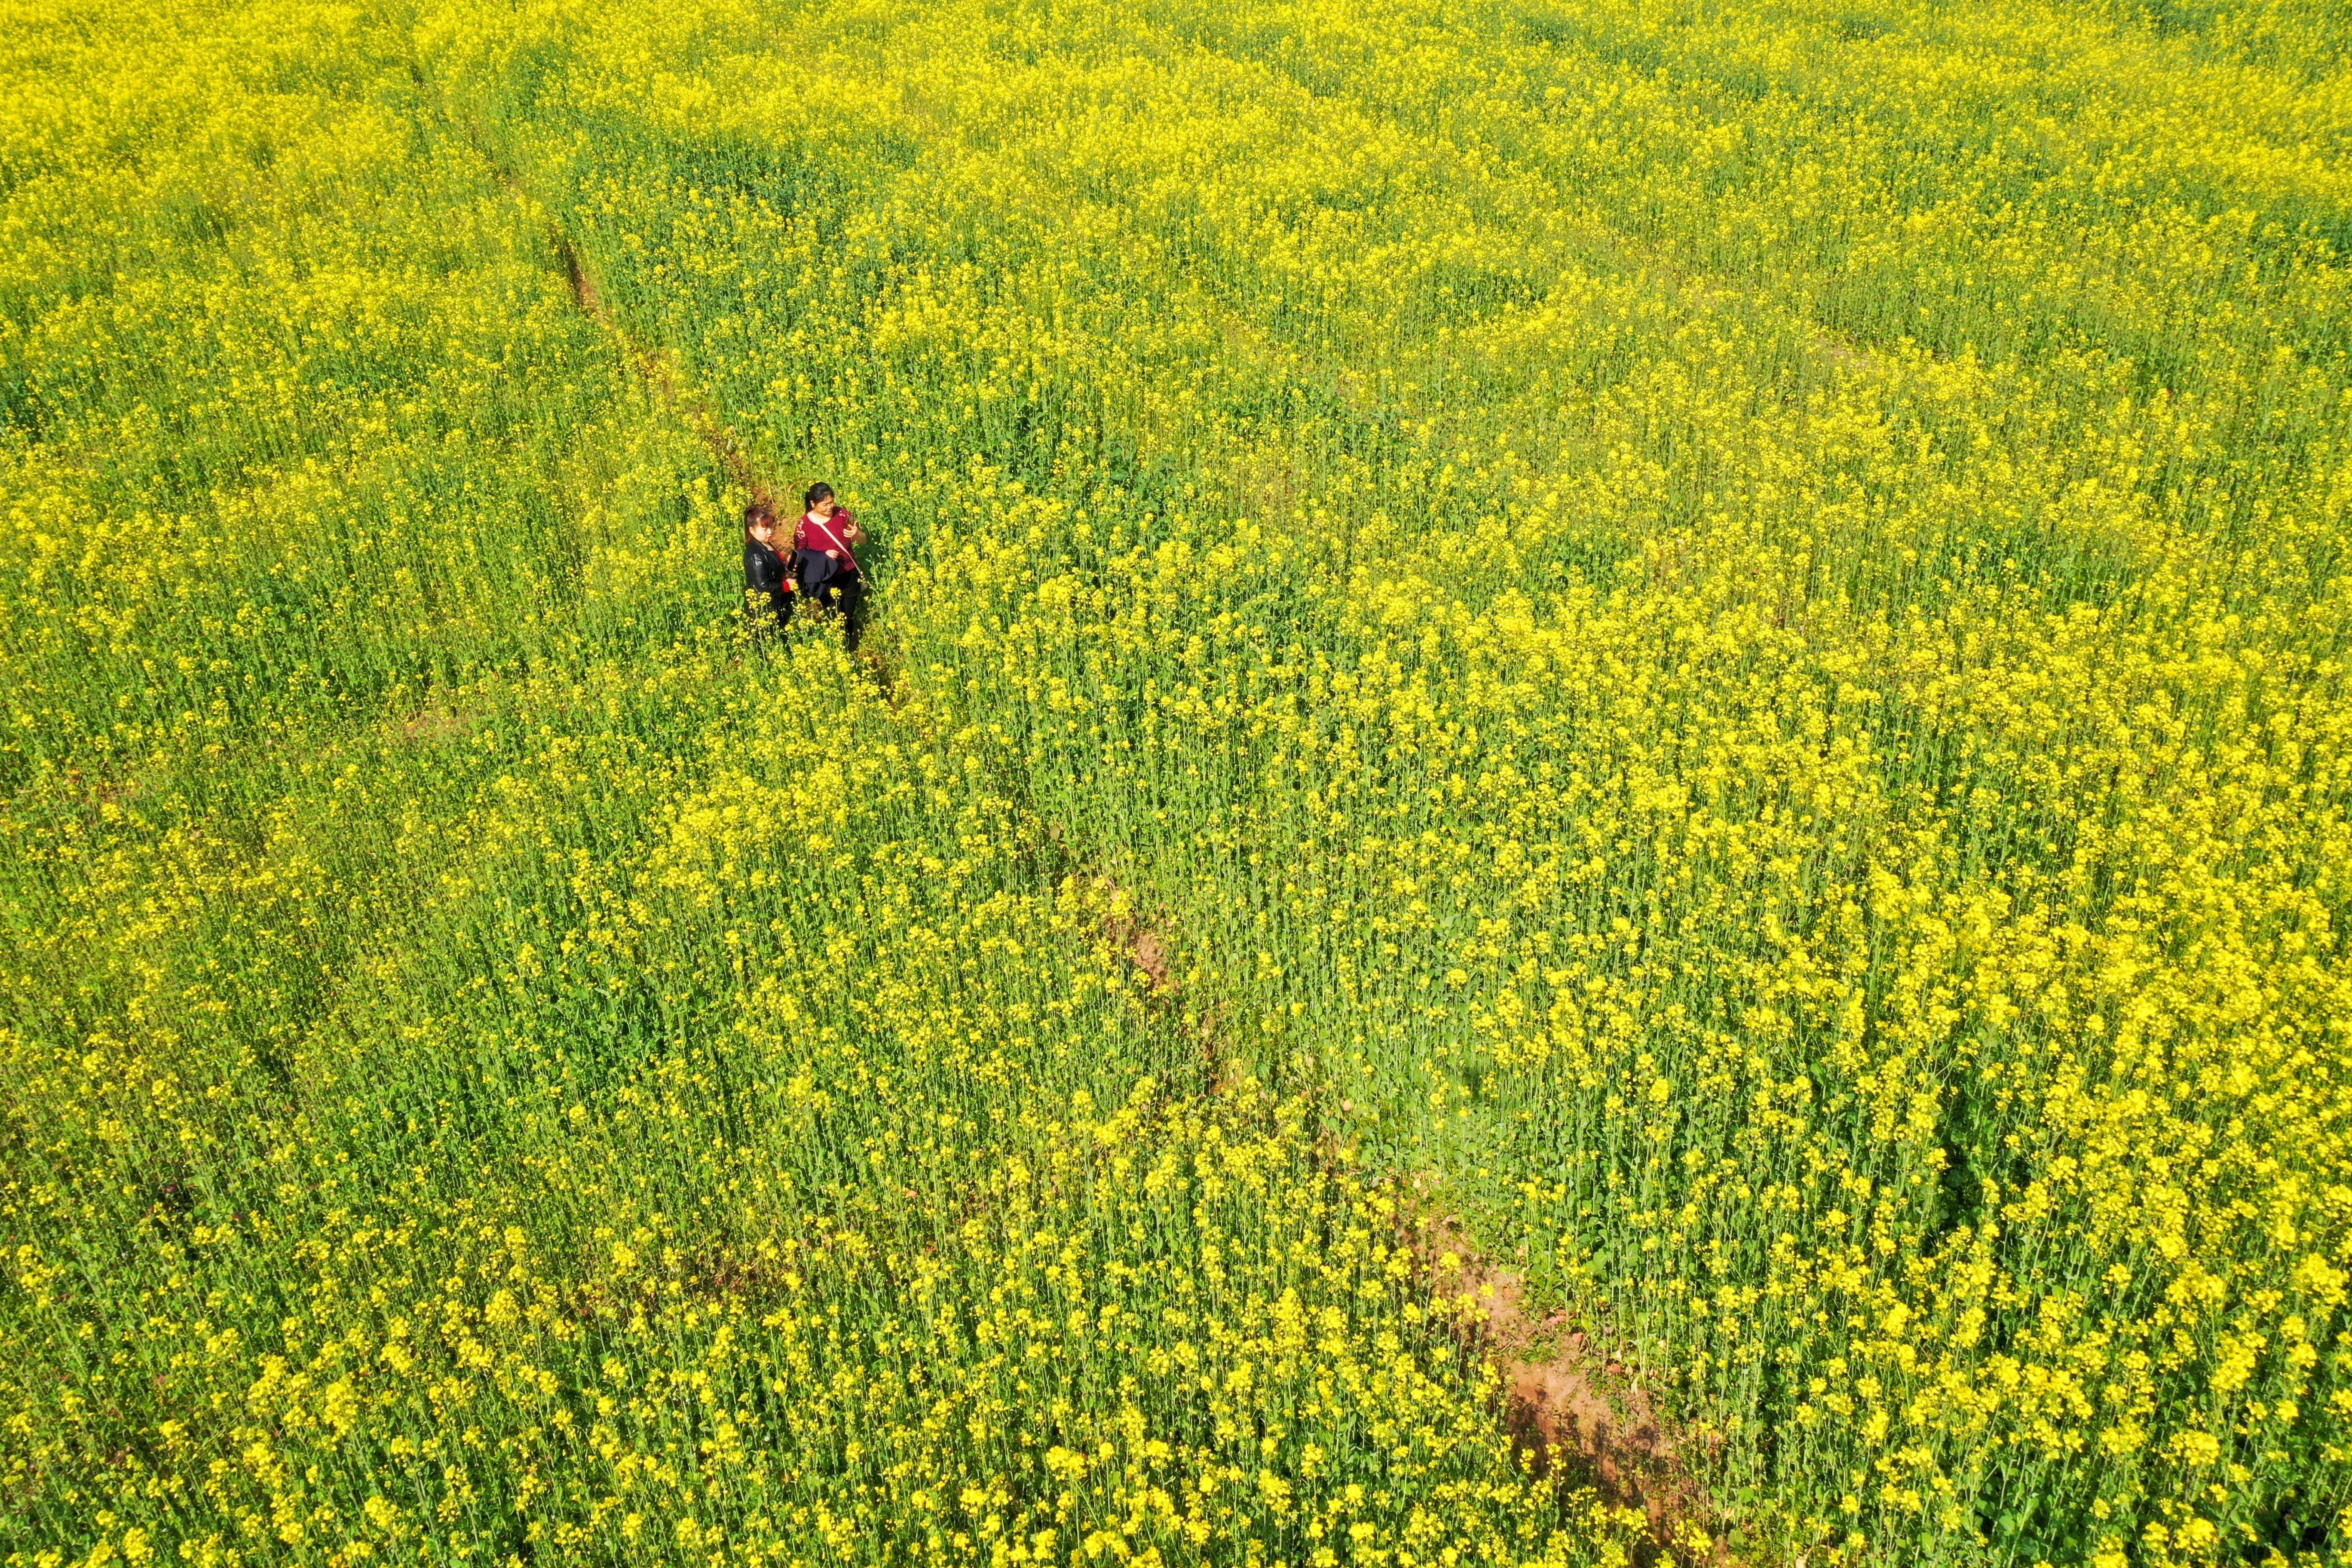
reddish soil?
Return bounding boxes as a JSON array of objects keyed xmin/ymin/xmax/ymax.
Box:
[
  {"xmin": 396, "ymin": 704, "xmax": 477, "ymax": 746},
  {"xmin": 1122, "ymin": 922, "xmax": 1176, "ymax": 993},
  {"xmin": 1406, "ymin": 1207, "xmax": 1728, "ymax": 1565},
  {"xmin": 55, "ymin": 766, "xmax": 143, "ymax": 811},
  {"xmin": 1072, "ymin": 872, "xmax": 1179, "ymax": 997}
]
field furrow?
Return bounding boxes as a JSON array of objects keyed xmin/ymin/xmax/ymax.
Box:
[{"xmin": 5, "ymin": 0, "xmax": 2349, "ymax": 1565}]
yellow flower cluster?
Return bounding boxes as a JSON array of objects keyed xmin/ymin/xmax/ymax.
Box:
[
  {"xmin": 420, "ymin": 0, "xmax": 2352, "ymax": 1560},
  {"xmin": 0, "ymin": 11, "xmax": 1642, "ymax": 1554},
  {"xmin": 7, "ymin": 0, "xmax": 2351, "ymax": 1564}
]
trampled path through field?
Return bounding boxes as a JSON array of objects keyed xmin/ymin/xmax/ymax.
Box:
[{"xmin": 474, "ymin": 123, "xmax": 1733, "ymax": 1565}]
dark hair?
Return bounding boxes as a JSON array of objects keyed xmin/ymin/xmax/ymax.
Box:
[
  {"xmin": 802, "ymin": 481, "xmax": 834, "ymax": 511},
  {"xmin": 743, "ymin": 499, "xmax": 777, "ymax": 533}
]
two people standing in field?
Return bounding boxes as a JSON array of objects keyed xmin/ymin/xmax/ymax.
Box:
[{"xmin": 743, "ymin": 481, "xmax": 867, "ymax": 652}]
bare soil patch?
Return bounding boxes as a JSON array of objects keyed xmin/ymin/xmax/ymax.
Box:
[
  {"xmin": 1406, "ymin": 1204, "xmax": 1729, "ymax": 1565},
  {"xmin": 395, "ymin": 703, "xmax": 478, "ymax": 747},
  {"xmin": 1066, "ymin": 871, "xmax": 1180, "ymax": 997}
]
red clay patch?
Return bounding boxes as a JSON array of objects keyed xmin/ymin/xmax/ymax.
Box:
[
  {"xmin": 1070, "ymin": 872, "xmax": 1179, "ymax": 998},
  {"xmin": 1407, "ymin": 1206, "xmax": 1728, "ymax": 1565}
]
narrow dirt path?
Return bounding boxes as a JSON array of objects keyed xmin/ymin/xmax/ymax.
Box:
[
  {"xmin": 460, "ymin": 119, "xmax": 779, "ymax": 508},
  {"xmin": 549, "ymin": 230, "xmax": 776, "ymax": 505},
  {"xmin": 1406, "ymin": 1207, "xmax": 1732, "ymax": 1565}
]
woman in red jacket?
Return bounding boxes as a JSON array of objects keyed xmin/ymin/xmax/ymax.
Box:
[{"xmin": 793, "ymin": 481, "xmax": 867, "ymax": 652}]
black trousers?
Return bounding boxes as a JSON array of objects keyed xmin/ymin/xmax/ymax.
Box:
[
  {"xmin": 796, "ymin": 557, "xmax": 864, "ymax": 654},
  {"xmin": 833, "ymin": 574, "xmax": 864, "ymax": 653}
]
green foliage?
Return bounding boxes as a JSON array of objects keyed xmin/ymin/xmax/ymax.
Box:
[{"xmin": 6, "ymin": 0, "xmax": 2351, "ymax": 1564}]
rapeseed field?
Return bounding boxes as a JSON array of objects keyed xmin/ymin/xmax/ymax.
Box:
[{"xmin": 4, "ymin": 0, "xmax": 2348, "ymax": 1564}]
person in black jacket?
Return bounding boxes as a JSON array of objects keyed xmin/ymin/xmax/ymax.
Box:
[{"xmin": 742, "ymin": 499, "xmax": 793, "ymax": 639}]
